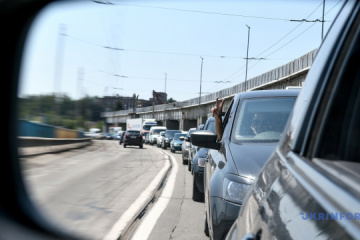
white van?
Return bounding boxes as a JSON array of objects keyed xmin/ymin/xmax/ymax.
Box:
[{"xmin": 148, "ymin": 126, "xmax": 167, "ymax": 146}]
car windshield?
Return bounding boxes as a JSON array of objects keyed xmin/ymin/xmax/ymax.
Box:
[
  {"xmin": 165, "ymin": 131, "xmax": 181, "ymax": 138},
  {"xmin": 231, "ymin": 97, "xmax": 296, "ymax": 143},
  {"xmin": 205, "ymin": 121, "xmax": 215, "ymax": 133},
  {"xmin": 143, "ymin": 125, "xmax": 156, "ymax": 131},
  {"xmin": 187, "ymin": 129, "xmax": 196, "ymax": 137},
  {"xmin": 153, "ymin": 129, "xmax": 165, "ymax": 134},
  {"xmin": 174, "ymin": 133, "xmax": 186, "ymax": 141}
]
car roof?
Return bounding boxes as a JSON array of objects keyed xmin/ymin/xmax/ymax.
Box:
[{"xmin": 236, "ymin": 89, "xmax": 300, "ymax": 99}]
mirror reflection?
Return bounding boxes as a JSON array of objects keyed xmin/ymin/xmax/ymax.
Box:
[{"xmin": 17, "ymin": 1, "xmax": 342, "ymax": 239}]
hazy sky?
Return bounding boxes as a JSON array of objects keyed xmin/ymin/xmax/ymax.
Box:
[{"xmin": 19, "ymin": 0, "xmax": 343, "ymax": 102}]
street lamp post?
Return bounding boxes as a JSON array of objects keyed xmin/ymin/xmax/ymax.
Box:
[
  {"xmin": 245, "ymin": 24, "xmax": 250, "ymax": 92},
  {"xmin": 164, "ymin": 72, "xmax": 167, "ymax": 95},
  {"xmin": 198, "ymin": 57, "xmax": 204, "ymax": 123}
]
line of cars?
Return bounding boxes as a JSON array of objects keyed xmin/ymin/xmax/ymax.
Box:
[
  {"xmin": 185, "ymin": 3, "xmax": 360, "ymax": 238},
  {"xmin": 191, "ymin": 90, "xmax": 299, "ymax": 240}
]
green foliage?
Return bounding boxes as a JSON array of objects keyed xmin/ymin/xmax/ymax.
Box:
[
  {"xmin": 167, "ymin": 98, "xmax": 177, "ymax": 103},
  {"xmin": 18, "ymin": 94, "xmax": 103, "ymax": 130}
]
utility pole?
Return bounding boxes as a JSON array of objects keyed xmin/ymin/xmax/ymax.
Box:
[
  {"xmin": 164, "ymin": 72, "xmax": 167, "ymax": 94},
  {"xmin": 245, "ymin": 25, "xmax": 250, "ymax": 92},
  {"xmin": 322, "ymin": 0, "xmax": 326, "ymax": 41},
  {"xmin": 54, "ymin": 24, "xmax": 67, "ymax": 96},
  {"xmin": 198, "ymin": 57, "xmax": 204, "ymax": 123},
  {"xmin": 77, "ymin": 67, "xmax": 84, "ymax": 129},
  {"xmin": 53, "ymin": 24, "xmax": 67, "ymax": 126},
  {"xmin": 199, "ymin": 57, "xmax": 204, "ymax": 105}
]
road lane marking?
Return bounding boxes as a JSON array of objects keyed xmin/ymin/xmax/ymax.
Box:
[
  {"xmin": 130, "ymin": 152, "xmax": 178, "ymax": 240},
  {"xmin": 103, "ymin": 151, "xmax": 170, "ymax": 240}
]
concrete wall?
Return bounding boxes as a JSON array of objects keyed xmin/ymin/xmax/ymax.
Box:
[{"xmin": 18, "ymin": 119, "xmax": 85, "ymax": 138}]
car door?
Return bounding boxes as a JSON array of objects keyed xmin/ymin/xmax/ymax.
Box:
[{"xmin": 204, "ymin": 99, "xmax": 234, "ymax": 236}]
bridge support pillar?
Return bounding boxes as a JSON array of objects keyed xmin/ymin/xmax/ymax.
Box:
[
  {"xmin": 164, "ymin": 120, "xmax": 179, "ymax": 130},
  {"xmin": 197, "ymin": 116, "xmax": 207, "ymax": 127},
  {"xmin": 181, "ymin": 119, "xmax": 197, "ymax": 131}
]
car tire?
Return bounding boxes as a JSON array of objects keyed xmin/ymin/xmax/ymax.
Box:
[
  {"xmin": 139, "ymin": 144, "xmax": 143, "ymax": 148},
  {"xmin": 204, "ymin": 214, "xmax": 209, "ymax": 237},
  {"xmin": 182, "ymin": 157, "xmax": 187, "ymax": 165},
  {"xmin": 123, "ymin": 144, "xmax": 126, "ymax": 148},
  {"xmin": 188, "ymin": 160, "xmax": 192, "ymax": 172},
  {"xmin": 192, "ymin": 176, "xmax": 204, "ymax": 202}
]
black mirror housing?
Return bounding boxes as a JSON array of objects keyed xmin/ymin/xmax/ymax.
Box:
[{"xmin": 190, "ymin": 130, "xmax": 220, "ymax": 150}]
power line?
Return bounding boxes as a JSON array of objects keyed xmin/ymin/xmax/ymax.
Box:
[
  {"xmin": 115, "ymin": 3, "xmax": 296, "ymax": 22},
  {"xmin": 216, "ymin": 0, "xmax": 338, "ymax": 88},
  {"xmin": 103, "ymin": 46, "xmax": 243, "ymax": 59}
]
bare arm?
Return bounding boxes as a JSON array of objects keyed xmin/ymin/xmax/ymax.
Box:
[{"xmin": 211, "ymin": 98, "xmax": 225, "ymax": 141}]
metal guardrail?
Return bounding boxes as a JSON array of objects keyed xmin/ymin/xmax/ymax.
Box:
[{"xmin": 102, "ymin": 49, "xmax": 317, "ymax": 118}]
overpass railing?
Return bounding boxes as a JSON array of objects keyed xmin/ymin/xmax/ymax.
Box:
[{"xmin": 102, "ymin": 49, "xmax": 317, "ymax": 118}]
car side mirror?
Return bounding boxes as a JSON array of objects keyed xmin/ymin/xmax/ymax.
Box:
[
  {"xmin": 179, "ymin": 136, "xmax": 184, "ymax": 141},
  {"xmin": 184, "ymin": 136, "xmax": 191, "ymax": 142},
  {"xmin": 190, "ymin": 130, "xmax": 220, "ymax": 150}
]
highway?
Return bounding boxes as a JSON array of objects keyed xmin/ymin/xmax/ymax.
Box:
[{"xmin": 21, "ymin": 140, "xmax": 209, "ymax": 240}]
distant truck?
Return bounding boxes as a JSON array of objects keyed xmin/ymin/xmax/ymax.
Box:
[
  {"xmin": 142, "ymin": 119, "xmax": 158, "ymax": 131},
  {"xmin": 126, "ymin": 118, "xmax": 142, "ymax": 131},
  {"xmin": 126, "ymin": 118, "xmax": 158, "ymax": 131}
]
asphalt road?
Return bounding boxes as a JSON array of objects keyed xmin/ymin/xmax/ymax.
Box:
[{"xmin": 21, "ymin": 140, "xmax": 209, "ymax": 240}]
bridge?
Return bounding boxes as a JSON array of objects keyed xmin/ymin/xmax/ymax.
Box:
[{"xmin": 102, "ymin": 49, "xmax": 317, "ymax": 131}]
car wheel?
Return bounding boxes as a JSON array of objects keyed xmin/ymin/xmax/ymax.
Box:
[
  {"xmin": 139, "ymin": 144, "xmax": 143, "ymax": 148},
  {"xmin": 123, "ymin": 144, "xmax": 126, "ymax": 148},
  {"xmin": 192, "ymin": 176, "xmax": 204, "ymax": 202},
  {"xmin": 188, "ymin": 160, "xmax": 192, "ymax": 172},
  {"xmin": 204, "ymin": 214, "xmax": 209, "ymax": 237},
  {"xmin": 182, "ymin": 157, "xmax": 187, "ymax": 165}
]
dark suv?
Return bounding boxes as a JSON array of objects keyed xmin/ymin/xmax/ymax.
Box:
[
  {"xmin": 191, "ymin": 117, "xmax": 215, "ymax": 202},
  {"xmin": 191, "ymin": 90, "xmax": 299, "ymax": 240},
  {"xmin": 123, "ymin": 130, "xmax": 143, "ymax": 148},
  {"xmin": 162, "ymin": 130, "xmax": 182, "ymax": 150}
]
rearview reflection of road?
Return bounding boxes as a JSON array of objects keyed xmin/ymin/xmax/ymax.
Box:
[
  {"xmin": 21, "ymin": 140, "xmax": 209, "ymax": 240},
  {"xmin": 21, "ymin": 140, "xmax": 168, "ymax": 240}
]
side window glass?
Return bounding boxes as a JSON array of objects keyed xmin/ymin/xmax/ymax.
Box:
[
  {"xmin": 305, "ymin": 13, "xmax": 360, "ymax": 196},
  {"xmin": 222, "ymin": 99, "xmax": 234, "ymax": 129}
]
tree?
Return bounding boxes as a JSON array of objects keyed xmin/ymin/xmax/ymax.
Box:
[{"xmin": 167, "ymin": 98, "xmax": 177, "ymax": 103}]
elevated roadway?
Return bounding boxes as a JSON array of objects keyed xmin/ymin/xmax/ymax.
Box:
[{"xmin": 102, "ymin": 49, "xmax": 317, "ymax": 130}]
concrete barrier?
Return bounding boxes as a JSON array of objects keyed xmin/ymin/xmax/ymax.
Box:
[{"xmin": 18, "ymin": 137, "xmax": 92, "ymax": 157}]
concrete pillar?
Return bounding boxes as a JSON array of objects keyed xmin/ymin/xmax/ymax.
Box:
[
  {"xmin": 164, "ymin": 120, "xmax": 179, "ymax": 130},
  {"xmin": 183, "ymin": 119, "xmax": 197, "ymax": 131},
  {"xmin": 197, "ymin": 116, "xmax": 207, "ymax": 127}
]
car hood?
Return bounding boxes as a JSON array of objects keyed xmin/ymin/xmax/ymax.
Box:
[{"xmin": 228, "ymin": 142, "xmax": 277, "ymax": 180}]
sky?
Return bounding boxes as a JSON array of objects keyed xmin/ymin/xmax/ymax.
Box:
[{"xmin": 19, "ymin": 0, "xmax": 343, "ymax": 102}]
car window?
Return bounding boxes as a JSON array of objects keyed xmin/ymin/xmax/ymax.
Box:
[
  {"xmin": 174, "ymin": 133, "xmax": 186, "ymax": 140},
  {"xmin": 205, "ymin": 120, "xmax": 216, "ymax": 133},
  {"xmin": 222, "ymin": 99, "xmax": 234, "ymax": 130},
  {"xmin": 127, "ymin": 131, "xmax": 140, "ymax": 136},
  {"xmin": 165, "ymin": 131, "xmax": 181, "ymax": 138},
  {"xmin": 153, "ymin": 129, "xmax": 165, "ymax": 134},
  {"xmin": 309, "ymin": 14, "xmax": 360, "ymax": 164},
  {"xmin": 231, "ymin": 97, "xmax": 296, "ymax": 143}
]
